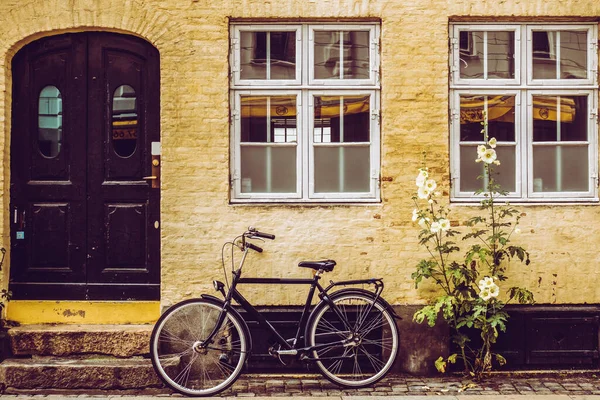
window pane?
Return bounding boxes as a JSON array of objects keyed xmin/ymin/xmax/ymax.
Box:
[
  {"xmin": 532, "ymin": 145, "xmax": 588, "ymax": 192},
  {"xmin": 460, "ymin": 95, "xmax": 515, "ymax": 141},
  {"xmin": 241, "ymin": 146, "xmax": 296, "ymax": 193},
  {"xmin": 314, "ymin": 146, "xmax": 370, "ymax": 193},
  {"xmin": 532, "ymin": 30, "xmax": 587, "ymax": 79},
  {"xmin": 533, "ymin": 96, "xmax": 588, "ymax": 142},
  {"xmin": 459, "ymin": 31, "xmax": 514, "ymax": 79},
  {"xmin": 313, "ymin": 95, "xmax": 370, "ymax": 142},
  {"xmin": 460, "ymin": 145, "xmax": 516, "ymax": 193},
  {"xmin": 241, "ymin": 96, "xmax": 297, "ymax": 143},
  {"xmin": 111, "ymin": 84, "xmax": 138, "ymax": 158},
  {"xmin": 38, "ymin": 85, "xmax": 62, "ymax": 158},
  {"xmin": 314, "ymin": 31, "xmax": 370, "ymax": 80},
  {"xmin": 240, "ymin": 31, "xmax": 296, "ymax": 80}
]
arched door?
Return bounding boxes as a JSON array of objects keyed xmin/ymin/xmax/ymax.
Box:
[{"xmin": 10, "ymin": 32, "xmax": 160, "ymax": 300}]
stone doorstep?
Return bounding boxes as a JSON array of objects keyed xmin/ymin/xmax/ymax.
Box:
[
  {"xmin": 0, "ymin": 355, "xmax": 162, "ymax": 390},
  {"xmin": 8, "ymin": 324, "xmax": 153, "ymax": 357}
]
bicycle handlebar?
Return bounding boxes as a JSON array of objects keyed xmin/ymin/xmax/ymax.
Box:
[
  {"xmin": 246, "ymin": 242, "xmax": 263, "ymax": 253},
  {"xmin": 246, "ymin": 227, "xmax": 276, "ymax": 240}
]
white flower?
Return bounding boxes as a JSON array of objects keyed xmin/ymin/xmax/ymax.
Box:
[
  {"xmin": 514, "ymin": 227, "xmax": 521, "ymax": 234},
  {"xmin": 416, "ymin": 169, "xmax": 428, "ymax": 187},
  {"xmin": 418, "ymin": 217, "xmax": 430, "ymax": 229},
  {"xmin": 480, "ymin": 288, "xmax": 492, "ymax": 301},
  {"xmin": 477, "ymin": 145, "xmax": 487, "ymax": 158},
  {"xmin": 488, "ymin": 137, "xmax": 497, "ymax": 148},
  {"xmin": 481, "ymin": 148, "xmax": 497, "ymax": 164},
  {"xmin": 438, "ymin": 219, "xmax": 450, "ymax": 231},
  {"xmin": 412, "ymin": 209, "xmax": 419, "ymax": 222},
  {"xmin": 493, "ymin": 160, "xmax": 501, "ymax": 166},
  {"xmin": 489, "ymin": 283, "xmax": 500, "ymax": 298},
  {"xmin": 478, "ymin": 276, "xmax": 495, "ymax": 291},
  {"xmin": 424, "ymin": 179, "xmax": 437, "ymax": 192},
  {"xmin": 430, "ymin": 221, "xmax": 441, "ymax": 233},
  {"xmin": 417, "ymin": 186, "xmax": 431, "ymax": 199}
]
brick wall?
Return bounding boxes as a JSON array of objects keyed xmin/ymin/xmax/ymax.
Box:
[{"xmin": 0, "ymin": 0, "xmax": 598, "ymax": 309}]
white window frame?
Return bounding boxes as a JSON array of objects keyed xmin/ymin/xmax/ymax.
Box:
[
  {"xmin": 308, "ymin": 90, "xmax": 380, "ymax": 200},
  {"xmin": 309, "ymin": 24, "xmax": 380, "ymax": 86},
  {"xmin": 526, "ymin": 90, "xmax": 597, "ymax": 200},
  {"xmin": 450, "ymin": 90, "xmax": 523, "ymax": 200},
  {"xmin": 451, "ymin": 25, "xmax": 521, "ymax": 86},
  {"xmin": 230, "ymin": 22, "xmax": 381, "ymax": 203},
  {"xmin": 231, "ymin": 90, "xmax": 303, "ymax": 200},
  {"xmin": 526, "ymin": 25, "xmax": 597, "ymax": 86},
  {"xmin": 450, "ymin": 23, "xmax": 598, "ymax": 203},
  {"xmin": 231, "ymin": 25, "xmax": 302, "ymax": 86}
]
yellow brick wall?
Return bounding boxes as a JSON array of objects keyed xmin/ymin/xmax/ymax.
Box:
[{"xmin": 0, "ymin": 0, "xmax": 598, "ymax": 309}]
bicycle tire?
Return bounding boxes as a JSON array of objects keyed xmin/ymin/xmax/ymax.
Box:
[
  {"xmin": 306, "ymin": 291, "xmax": 399, "ymax": 388},
  {"xmin": 150, "ymin": 298, "xmax": 249, "ymax": 396}
]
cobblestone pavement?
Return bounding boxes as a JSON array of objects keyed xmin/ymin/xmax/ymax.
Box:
[{"xmin": 3, "ymin": 372, "xmax": 600, "ymax": 398}]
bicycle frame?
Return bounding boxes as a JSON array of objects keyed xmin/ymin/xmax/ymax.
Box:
[{"xmin": 201, "ymin": 247, "xmax": 385, "ymax": 359}]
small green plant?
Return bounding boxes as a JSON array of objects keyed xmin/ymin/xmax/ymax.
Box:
[
  {"xmin": 0, "ymin": 248, "xmax": 11, "ymax": 325},
  {"xmin": 411, "ymin": 130, "xmax": 534, "ymax": 379}
]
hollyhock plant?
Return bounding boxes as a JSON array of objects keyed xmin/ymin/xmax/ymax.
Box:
[{"xmin": 411, "ymin": 132, "xmax": 534, "ymax": 379}]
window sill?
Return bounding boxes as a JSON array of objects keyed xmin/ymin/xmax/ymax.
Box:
[
  {"xmin": 450, "ymin": 199, "xmax": 600, "ymax": 206},
  {"xmin": 229, "ymin": 199, "xmax": 382, "ymax": 206}
]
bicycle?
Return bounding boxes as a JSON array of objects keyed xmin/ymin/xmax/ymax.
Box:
[{"xmin": 150, "ymin": 227, "xmax": 400, "ymax": 397}]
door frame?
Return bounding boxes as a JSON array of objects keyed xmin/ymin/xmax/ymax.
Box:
[{"xmin": 8, "ymin": 31, "xmax": 161, "ymax": 301}]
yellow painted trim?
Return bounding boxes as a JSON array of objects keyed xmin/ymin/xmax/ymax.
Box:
[{"xmin": 6, "ymin": 301, "xmax": 160, "ymax": 324}]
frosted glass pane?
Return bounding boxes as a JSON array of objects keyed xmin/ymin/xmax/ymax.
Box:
[
  {"xmin": 532, "ymin": 145, "xmax": 588, "ymax": 192},
  {"xmin": 314, "ymin": 146, "xmax": 370, "ymax": 193},
  {"xmin": 460, "ymin": 145, "xmax": 516, "ymax": 193},
  {"xmin": 240, "ymin": 146, "xmax": 296, "ymax": 193},
  {"xmin": 314, "ymin": 31, "xmax": 370, "ymax": 80},
  {"xmin": 240, "ymin": 31, "xmax": 296, "ymax": 80}
]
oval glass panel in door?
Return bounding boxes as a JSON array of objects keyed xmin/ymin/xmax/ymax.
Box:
[
  {"xmin": 38, "ymin": 85, "xmax": 63, "ymax": 158},
  {"xmin": 111, "ymin": 84, "xmax": 138, "ymax": 157}
]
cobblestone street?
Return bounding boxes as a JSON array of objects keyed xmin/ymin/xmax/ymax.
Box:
[{"xmin": 4, "ymin": 372, "xmax": 600, "ymax": 398}]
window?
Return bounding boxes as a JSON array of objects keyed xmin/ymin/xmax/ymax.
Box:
[
  {"xmin": 450, "ymin": 24, "xmax": 598, "ymax": 202},
  {"xmin": 230, "ymin": 23, "xmax": 380, "ymax": 202}
]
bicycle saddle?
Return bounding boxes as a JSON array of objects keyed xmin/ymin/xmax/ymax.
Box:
[{"xmin": 298, "ymin": 260, "xmax": 336, "ymax": 272}]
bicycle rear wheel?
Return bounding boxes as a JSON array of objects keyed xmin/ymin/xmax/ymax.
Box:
[
  {"xmin": 150, "ymin": 298, "xmax": 248, "ymax": 396},
  {"xmin": 306, "ymin": 291, "xmax": 399, "ymax": 388}
]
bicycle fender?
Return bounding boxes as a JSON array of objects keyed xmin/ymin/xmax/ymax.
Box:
[
  {"xmin": 320, "ymin": 288, "xmax": 402, "ymax": 320},
  {"xmin": 200, "ymin": 294, "xmax": 254, "ymax": 354}
]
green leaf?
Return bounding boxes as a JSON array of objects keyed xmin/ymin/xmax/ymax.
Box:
[
  {"xmin": 495, "ymin": 353, "xmax": 507, "ymax": 366},
  {"xmin": 435, "ymin": 356, "xmax": 447, "ymax": 373}
]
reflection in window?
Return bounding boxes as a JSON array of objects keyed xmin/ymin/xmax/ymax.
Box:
[
  {"xmin": 240, "ymin": 31, "xmax": 296, "ymax": 80},
  {"xmin": 532, "ymin": 30, "xmax": 587, "ymax": 79},
  {"xmin": 459, "ymin": 31, "xmax": 515, "ymax": 79},
  {"xmin": 38, "ymin": 85, "xmax": 62, "ymax": 158},
  {"xmin": 240, "ymin": 95, "xmax": 297, "ymax": 193},
  {"xmin": 459, "ymin": 95, "xmax": 517, "ymax": 192},
  {"xmin": 112, "ymin": 85, "xmax": 138, "ymax": 158},
  {"xmin": 314, "ymin": 31, "xmax": 370, "ymax": 80},
  {"xmin": 313, "ymin": 95, "xmax": 370, "ymax": 193}
]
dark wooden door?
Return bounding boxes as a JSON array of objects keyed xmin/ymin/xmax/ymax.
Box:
[{"xmin": 10, "ymin": 32, "xmax": 160, "ymax": 300}]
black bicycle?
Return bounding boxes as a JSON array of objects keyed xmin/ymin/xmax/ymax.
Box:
[{"xmin": 150, "ymin": 227, "xmax": 400, "ymax": 396}]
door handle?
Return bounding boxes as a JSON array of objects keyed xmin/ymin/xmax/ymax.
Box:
[{"xmin": 143, "ymin": 176, "xmax": 157, "ymax": 180}]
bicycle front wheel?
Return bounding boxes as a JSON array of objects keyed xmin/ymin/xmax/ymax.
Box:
[
  {"xmin": 306, "ymin": 292, "xmax": 399, "ymax": 388},
  {"xmin": 150, "ymin": 298, "xmax": 248, "ymax": 396}
]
